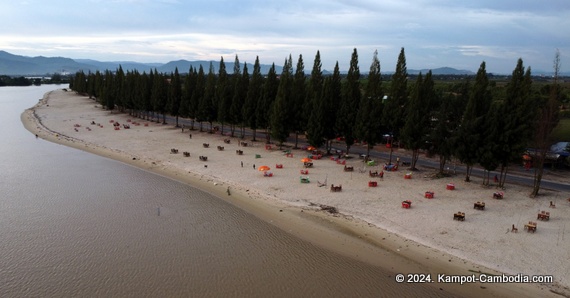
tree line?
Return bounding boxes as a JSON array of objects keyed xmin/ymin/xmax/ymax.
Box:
[
  {"xmin": 69, "ymin": 48, "xmax": 563, "ymax": 197},
  {"xmin": 0, "ymin": 75, "xmax": 35, "ymax": 86},
  {"xmin": 0, "ymin": 73, "xmax": 69, "ymax": 86}
]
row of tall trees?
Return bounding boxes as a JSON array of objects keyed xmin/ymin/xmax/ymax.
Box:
[{"xmin": 70, "ymin": 48, "xmax": 561, "ymax": 196}]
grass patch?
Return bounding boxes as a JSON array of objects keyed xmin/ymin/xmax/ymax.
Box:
[{"xmin": 551, "ymin": 118, "xmax": 570, "ymax": 142}]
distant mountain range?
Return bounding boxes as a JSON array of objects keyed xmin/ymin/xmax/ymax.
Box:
[
  {"xmin": 2, "ymin": 50, "xmax": 564, "ymax": 77},
  {"xmin": 0, "ymin": 51, "xmax": 283, "ymax": 76}
]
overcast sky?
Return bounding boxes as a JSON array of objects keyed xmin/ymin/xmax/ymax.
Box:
[{"xmin": 2, "ymin": 0, "xmax": 568, "ymax": 74}]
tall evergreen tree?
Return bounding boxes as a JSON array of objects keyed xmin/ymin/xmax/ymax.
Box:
[
  {"xmin": 228, "ymin": 55, "xmax": 241, "ymax": 137},
  {"xmin": 102, "ymin": 70, "xmax": 116, "ymax": 112},
  {"xmin": 401, "ymin": 71, "xmax": 436, "ymax": 170},
  {"xmin": 123, "ymin": 70, "xmax": 136, "ymax": 115},
  {"xmin": 236, "ymin": 63, "xmax": 250, "ymax": 138},
  {"xmin": 114, "ymin": 65, "xmax": 125, "ymax": 112},
  {"xmin": 168, "ymin": 67, "xmax": 182, "ymax": 127},
  {"xmin": 190, "ymin": 66, "xmax": 205, "ymax": 130},
  {"xmin": 355, "ymin": 50, "xmax": 383, "ymax": 158},
  {"xmin": 479, "ymin": 100, "xmax": 503, "ymax": 185},
  {"xmin": 336, "ymin": 48, "xmax": 360, "ymax": 155},
  {"xmin": 271, "ymin": 56, "xmax": 294, "ymax": 148},
  {"xmin": 72, "ymin": 71, "xmax": 87, "ymax": 94},
  {"xmin": 244, "ymin": 56, "xmax": 263, "ymax": 141},
  {"xmin": 216, "ymin": 58, "xmax": 231, "ymax": 135},
  {"xmin": 198, "ymin": 62, "xmax": 217, "ymax": 131},
  {"xmin": 496, "ymin": 59, "xmax": 535, "ymax": 187},
  {"xmin": 93, "ymin": 71, "xmax": 103, "ymax": 100},
  {"xmin": 456, "ymin": 62, "xmax": 490, "ymax": 181},
  {"xmin": 151, "ymin": 70, "xmax": 168, "ymax": 124},
  {"xmin": 429, "ymin": 88, "xmax": 463, "ymax": 175},
  {"xmin": 382, "ymin": 47, "xmax": 408, "ymax": 164},
  {"xmin": 305, "ymin": 51, "xmax": 323, "ymax": 118},
  {"xmin": 86, "ymin": 71, "xmax": 98, "ymax": 99},
  {"xmin": 142, "ymin": 70, "xmax": 154, "ymax": 120},
  {"xmin": 291, "ymin": 54, "xmax": 306, "ymax": 148},
  {"xmin": 258, "ymin": 63, "xmax": 279, "ymax": 143},
  {"xmin": 136, "ymin": 72, "xmax": 152, "ymax": 119},
  {"xmin": 150, "ymin": 69, "xmax": 160, "ymax": 121},
  {"xmin": 324, "ymin": 62, "xmax": 342, "ymax": 154},
  {"xmin": 306, "ymin": 51, "xmax": 325, "ymax": 148},
  {"xmin": 179, "ymin": 66, "xmax": 193, "ymax": 119},
  {"xmin": 307, "ymin": 77, "xmax": 327, "ymax": 148},
  {"xmin": 531, "ymin": 50, "xmax": 562, "ymax": 197}
]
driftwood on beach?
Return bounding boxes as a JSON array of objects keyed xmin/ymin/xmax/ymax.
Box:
[{"xmin": 309, "ymin": 202, "xmax": 338, "ymax": 214}]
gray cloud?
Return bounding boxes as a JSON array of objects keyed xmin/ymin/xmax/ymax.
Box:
[{"xmin": 0, "ymin": 0, "xmax": 568, "ymax": 73}]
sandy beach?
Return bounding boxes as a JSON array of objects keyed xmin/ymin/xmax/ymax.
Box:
[{"xmin": 23, "ymin": 89, "xmax": 570, "ymax": 297}]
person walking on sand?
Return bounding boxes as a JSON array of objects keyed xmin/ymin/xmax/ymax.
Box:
[
  {"xmin": 253, "ymin": 164, "xmax": 256, "ymax": 169},
  {"xmin": 241, "ymin": 161, "xmax": 243, "ymax": 167}
]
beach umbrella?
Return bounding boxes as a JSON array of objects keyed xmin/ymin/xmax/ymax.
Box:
[
  {"xmin": 301, "ymin": 158, "xmax": 312, "ymax": 163},
  {"xmin": 258, "ymin": 165, "xmax": 270, "ymax": 171}
]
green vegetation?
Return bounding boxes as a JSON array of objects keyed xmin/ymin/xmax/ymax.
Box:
[
  {"xmin": 0, "ymin": 73, "xmax": 70, "ymax": 86},
  {"xmin": 0, "ymin": 75, "xmax": 34, "ymax": 86},
  {"xmin": 551, "ymin": 118, "xmax": 570, "ymax": 141},
  {"xmin": 69, "ymin": 48, "xmax": 569, "ymax": 196}
]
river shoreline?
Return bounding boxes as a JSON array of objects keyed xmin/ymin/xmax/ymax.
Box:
[{"xmin": 22, "ymin": 89, "xmax": 570, "ymax": 297}]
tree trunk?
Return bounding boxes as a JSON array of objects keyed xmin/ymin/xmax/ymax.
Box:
[
  {"xmin": 387, "ymin": 137, "xmax": 394, "ymax": 165},
  {"xmin": 439, "ymin": 155, "xmax": 447, "ymax": 175},
  {"xmin": 465, "ymin": 164, "xmax": 472, "ymax": 182},
  {"xmin": 531, "ymin": 149, "xmax": 548, "ymax": 197},
  {"xmin": 410, "ymin": 149, "xmax": 419, "ymax": 170},
  {"xmin": 294, "ymin": 132, "xmax": 299, "ymax": 149},
  {"xmin": 531, "ymin": 167, "xmax": 544, "ymax": 197},
  {"xmin": 498, "ymin": 164, "xmax": 508, "ymax": 188}
]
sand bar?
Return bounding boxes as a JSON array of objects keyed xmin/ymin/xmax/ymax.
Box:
[{"xmin": 22, "ymin": 89, "xmax": 570, "ymax": 297}]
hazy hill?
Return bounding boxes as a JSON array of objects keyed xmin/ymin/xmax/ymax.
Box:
[
  {"xmin": 156, "ymin": 60, "xmax": 283, "ymax": 75},
  {"xmin": 0, "ymin": 51, "xmax": 282, "ymax": 76},
  {"xmin": 0, "ymin": 51, "xmax": 95, "ymax": 75},
  {"xmin": 74, "ymin": 59, "xmax": 163, "ymax": 73},
  {"xmin": 3, "ymin": 50, "xmax": 569, "ymax": 77},
  {"xmin": 408, "ymin": 67, "xmax": 474, "ymax": 75}
]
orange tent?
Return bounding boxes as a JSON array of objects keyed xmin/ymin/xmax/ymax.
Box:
[{"xmin": 258, "ymin": 166, "xmax": 270, "ymax": 172}]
